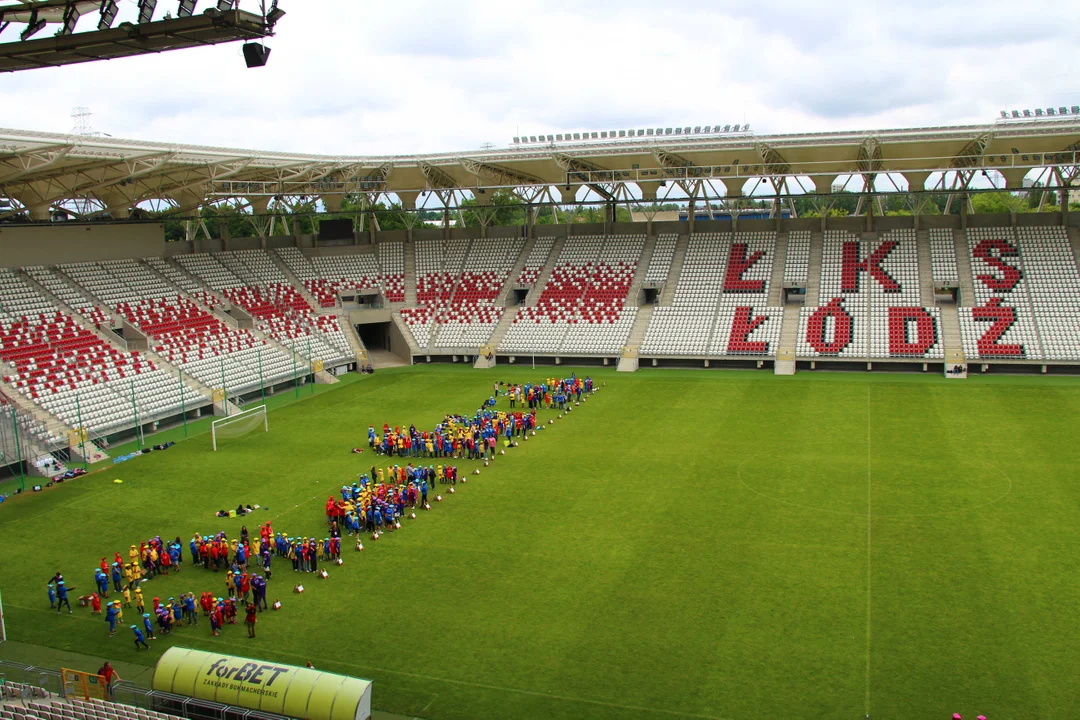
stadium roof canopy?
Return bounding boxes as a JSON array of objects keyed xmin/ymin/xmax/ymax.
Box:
[{"xmin": 1, "ymin": 116, "xmax": 1079, "ymax": 220}]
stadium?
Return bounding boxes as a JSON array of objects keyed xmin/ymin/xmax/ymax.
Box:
[{"xmin": 0, "ymin": 3, "xmax": 1079, "ymax": 720}]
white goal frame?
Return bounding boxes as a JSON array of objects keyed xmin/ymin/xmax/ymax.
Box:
[{"xmin": 211, "ymin": 404, "xmax": 268, "ymax": 451}]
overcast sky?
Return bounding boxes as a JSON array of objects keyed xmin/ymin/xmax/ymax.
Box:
[{"xmin": 0, "ymin": 0, "xmax": 1076, "ymax": 156}]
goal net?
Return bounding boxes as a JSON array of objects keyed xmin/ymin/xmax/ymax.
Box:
[{"xmin": 211, "ymin": 405, "xmax": 268, "ymax": 451}]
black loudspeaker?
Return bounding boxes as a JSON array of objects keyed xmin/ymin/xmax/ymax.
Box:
[{"xmin": 242, "ymin": 43, "xmax": 271, "ymax": 68}]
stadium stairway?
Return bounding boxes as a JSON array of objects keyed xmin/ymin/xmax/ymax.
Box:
[
  {"xmin": 658, "ymin": 234, "xmax": 688, "ymax": 306},
  {"xmin": 953, "ymin": 229, "xmax": 978, "ymax": 307},
  {"xmin": 774, "ymin": 302, "xmax": 802, "ymax": 375},
  {"xmin": 804, "ymin": 232, "xmax": 824, "ymax": 305},
  {"xmin": 916, "ymin": 230, "xmax": 936, "ymax": 302},
  {"xmin": 621, "ymin": 303, "xmax": 654, "ymax": 359},
  {"xmin": 624, "ymin": 234, "xmax": 658, "ymax": 307},
  {"xmin": 524, "ymin": 236, "xmax": 566, "ymax": 305},
  {"xmin": 494, "ymin": 236, "xmax": 535, "ymax": 307},
  {"xmin": 403, "ymin": 240, "xmax": 418, "ymax": 306},
  {"xmin": 19, "ymin": 268, "xmax": 120, "ymax": 346},
  {"xmin": 267, "ymin": 250, "xmax": 326, "ymax": 313},
  {"xmin": 768, "ymin": 232, "xmax": 789, "ymax": 306},
  {"xmin": 337, "ymin": 316, "xmax": 370, "ymax": 366}
]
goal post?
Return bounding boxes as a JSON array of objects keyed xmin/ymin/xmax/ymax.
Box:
[{"xmin": 211, "ymin": 404, "xmax": 268, "ymax": 451}]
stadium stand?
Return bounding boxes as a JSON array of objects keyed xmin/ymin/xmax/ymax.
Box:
[
  {"xmin": 929, "ymin": 228, "xmax": 959, "ymax": 286},
  {"xmin": 0, "ymin": 267, "xmax": 204, "ymax": 436},
  {"xmin": 499, "ymin": 234, "xmax": 644, "ymax": 355},
  {"xmin": 275, "ymin": 247, "xmax": 382, "ymax": 309},
  {"xmin": 430, "ymin": 237, "xmax": 524, "ymax": 350},
  {"xmin": 797, "ymin": 229, "xmax": 943, "ymax": 360},
  {"xmin": 516, "ymin": 236, "xmax": 555, "ymax": 286},
  {"xmin": 173, "ymin": 251, "xmax": 352, "ymax": 367},
  {"xmin": 783, "ymin": 230, "xmax": 811, "ymax": 286},
  {"xmin": 377, "ymin": 241, "xmax": 406, "ymax": 303},
  {"xmin": 643, "ymin": 233, "xmax": 677, "ymax": 286},
  {"xmin": 640, "ymin": 233, "xmax": 782, "ymax": 357}
]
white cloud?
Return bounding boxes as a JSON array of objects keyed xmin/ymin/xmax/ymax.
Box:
[{"xmin": 0, "ymin": 0, "xmax": 1076, "ymax": 154}]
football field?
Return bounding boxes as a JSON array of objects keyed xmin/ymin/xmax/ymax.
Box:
[{"xmin": 1, "ymin": 366, "xmax": 1078, "ymax": 720}]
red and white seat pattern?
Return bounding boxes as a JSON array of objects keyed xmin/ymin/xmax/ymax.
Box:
[
  {"xmin": 431, "ymin": 237, "xmax": 524, "ymax": 349},
  {"xmin": 377, "ymin": 240, "xmax": 405, "ymax": 302},
  {"xmin": 641, "ymin": 233, "xmax": 782, "ymax": 357},
  {"xmin": 23, "ymin": 265, "xmax": 112, "ymax": 328},
  {"xmin": 500, "ymin": 234, "xmax": 644, "ymax": 354},
  {"xmin": 960, "ymin": 226, "xmax": 1080, "ymax": 361},
  {"xmin": 0, "ymin": 269, "xmax": 202, "ymax": 435},
  {"xmin": 643, "ymin": 233, "xmax": 677, "ymax": 286},
  {"xmin": 797, "ymin": 230, "xmax": 942, "ymax": 360},
  {"xmin": 959, "ymin": 227, "xmax": 1042, "ymax": 360},
  {"xmin": 176, "ymin": 251, "xmax": 351, "ymax": 366},
  {"xmin": 929, "ymin": 228, "xmax": 959, "ymax": 286},
  {"xmin": 277, "ymin": 246, "xmax": 381, "ymax": 308},
  {"xmin": 783, "ymin": 231, "xmax": 811, "ymax": 285},
  {"xmin": 517, "ymin": 236, "xmax": 555, "ymax": 285},
  {"xmin": 399, "ymin": 306, "xmax": 434, "ymax": 348},
  {"xmin": 144, "ymin": 256, "xmax": 221, "ymax": 309}
]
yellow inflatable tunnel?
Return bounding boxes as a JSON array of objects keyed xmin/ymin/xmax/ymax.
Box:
[{"xmin": 152, "ymin": 648, "xmax": 372, "ymax": 720}]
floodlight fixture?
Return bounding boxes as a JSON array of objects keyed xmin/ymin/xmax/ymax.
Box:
[
  {"xmin": 590, "ymin": 132, "xmax": 597, "ymax": 139},
  {"xmin": 1035, "ymin": 108, "xmax": 1044, "ymax": 116},
  {"xmin": 555, "ymin": 134, "xmax": 562, "ymax": 141},
  {"xmin": 1060, "ymin": 107, "xmax": 1068, "ymax": 115},
  {"xmin": 1023, "ymin": 109, "xmax": 1032, "ymax": 117},
  {"xmin": 1000, "ymin": 111, "xmax": 1008, "ymax": 118},
  {"xmin": 20, "ymin": 9, "xmax": 46, "ymax": 40},
  {"xmin": 723, "ymin": 125, "xmax": 730, "ymax": 132},
  {"xmin": 266, "ymin": 0, "xmax": 285, "ymax": 25},
  {"xmin": 1047, "ymin": 108, "xmax": 1056, "ymax": 116},
  {"xmin": 646, "ymin": 129, "xmax": 654, "ymax": 136},
  {"xmin": 547, "ymin": 134, "xmax": 553, "ymax": 142},
  {"xmin": 59, "ymin": 4, "xmax": 82, "ymax": 35},
  {"xmin": 694, "ymin": 126, "xmax": 701, "ymax": 133},
  {"xmin": 1072, "ymin": 106, "xmax": 1080, "ymax": 114},
  {"xmin": 1011, "ymin": 110, "xmax": 1020, "ymax": 118},
  {"xmin": 178, "ymin": 0, "xmax": 197, "ymax": 17},
  {"xmin": 512, "ymin": 137, "xmax": 520, "ymax": 144},
  {"xmin": 98, "ymin": 0, "xmax": 119, "ymax": 29},
  {"xmin": 1011, "ymin": 147, "xmax": 1020, "ymax": 154},
  {"xmin": 137, "ymin": 0, "xmax": 157, "ymax": 24},
  {"xmin": 573, "ymin": 133, "xmax": 580, "ymax": 140}
]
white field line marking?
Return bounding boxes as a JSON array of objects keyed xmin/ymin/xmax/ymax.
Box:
[{"xmin": 865, "ymin": 385, "xmax": 872, "ymax": 718}]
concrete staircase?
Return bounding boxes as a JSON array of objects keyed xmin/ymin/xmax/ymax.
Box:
[
  {"xmin": 403, "ymin": 240, "xmax": 418, "ymax": 306},
  {"xmin": 938, "ymin": 298, "xmax": 964, "ymax": 365},
  {"xmin": 768, "ymin": 232, "xmax": 788, "ymax": 306},
  {"xmin": 495, "ymin": 236, "xmax": 535, "ymax": 306},
  {"xmin": 20, "ymin": 269, "xmax": 124, "ymax": 348},
  {"xmin": 916, "ymin": 230, "xmax": 936, "ymax": 303},
  {"xmin": 337, "ymin": 316, "xmax": 369, "ymax": 365},
  {"xmin": 267, "ymin": 249, "xmax": 325, "ymax": 313},
  {"xmin": 805, "ymin": 232, "xmax": 824, "ymax": 305},
  {"xmin": 485, "ymin": 308, "xmax": 518, "ymax": 353},
  {"xmin": 774, "ymin": 303, "xmax": 802, "ymax": 375},
  {"xmin": 624, "ymin": 234, "xmax": 657, "ymax": 308},
  {"xmin": 622, "ymin": 304, "xmax": 654, "ymax": 355},
  {"xmin": 953, "ymin": 230, "xmax": 977, "ymax": 308},
  {"xmin": 659, "ymin": 234, "xmax": 688, "ymax": 306},
  {"xmin": 524, "ymin": 236, "xmax": 565, "ymax": 305}
]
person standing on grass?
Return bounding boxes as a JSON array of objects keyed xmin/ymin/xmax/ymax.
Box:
[
  {"xmin": 98, "ymin": 662, "xmax": 120, "ymax": 700},
  {"xmin": 131, "ymin": 624, "xmax": 150, "ymax": 650},
  {"xmin": 55, "ymin": 580, "xmax": 73, "ymax": 614},
  {"xmin": 245, "ymin": 603, "xmax": 258, "ymax": 638},
  {"xmin": 111, "ymin": 562, "xmax": 123, "ymax": 592}
]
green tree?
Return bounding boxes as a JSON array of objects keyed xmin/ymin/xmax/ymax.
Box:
[{"xmin": 971, "ymin": 191, "xmax": 1025, "ymax": 215}]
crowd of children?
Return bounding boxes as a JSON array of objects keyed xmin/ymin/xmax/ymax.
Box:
[{"xmin": 50, "ymin": 373, "xmax": 597, "ymax": 650}]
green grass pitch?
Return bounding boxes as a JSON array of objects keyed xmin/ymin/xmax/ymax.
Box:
[{"xmin": 1, "ymin": 366, "xmax": 1079, "ymax": 720}]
